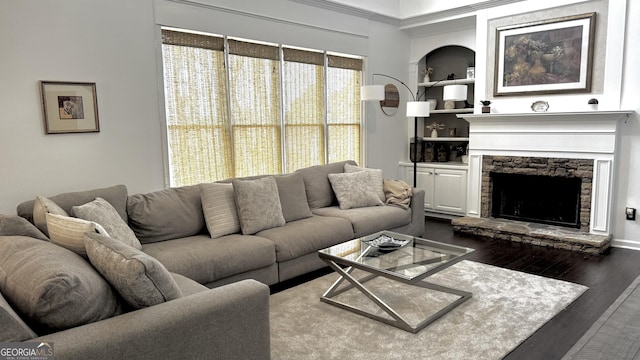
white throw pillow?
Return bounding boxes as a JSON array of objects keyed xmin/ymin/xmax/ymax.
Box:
[{"xmin": 45, "ymin": 213, "xmax": 108, "ymax": 257}]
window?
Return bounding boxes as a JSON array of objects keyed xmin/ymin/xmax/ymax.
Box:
[{"xmin": 161, "ymin": 29, "xmax": 363, "ymax": 186}]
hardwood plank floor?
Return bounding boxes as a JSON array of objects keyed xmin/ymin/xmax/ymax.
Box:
[{"xmin": 424, "ymin": 217, "xmax": 640, "ymax": 360}]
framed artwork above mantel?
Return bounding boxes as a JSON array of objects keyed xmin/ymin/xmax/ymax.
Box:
[{"xmin": 494, "ymin": 12, "xmax": 596, "ymax": 96}]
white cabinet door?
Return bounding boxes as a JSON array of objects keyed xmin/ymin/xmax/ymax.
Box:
[
  {"xmin": 406, "ymin": 167, "xmax": 435, "ymax": 210},
  {"xmin": 433, "ymin": 169, "xmax": 467, "ymax": 214}
]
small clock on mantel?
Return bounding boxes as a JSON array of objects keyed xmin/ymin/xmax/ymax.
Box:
[{"xmin": 531, "ymin": 100, "xmax": 549, "ymax": 112}]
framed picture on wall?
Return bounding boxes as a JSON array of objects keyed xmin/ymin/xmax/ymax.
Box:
[
  {"xmin": 494, "ymin": 12, "xmax": 596, "ymax": 96},
  {"xmin": 40, "ymin": 81, "xmax": 100, "ymax": 134}
]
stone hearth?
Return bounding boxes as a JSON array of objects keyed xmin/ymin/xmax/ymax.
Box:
[{"xmin": 452, "ymin": 217, "xmax": 611, "ymax": 254}]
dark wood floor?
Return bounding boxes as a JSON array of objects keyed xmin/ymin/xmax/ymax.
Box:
[
  {"xmin": 272, "ymin": 218, "xmax": 640, "ymax": 359},
  {"xmin": 423, "ymin": 217, "xmax": 640, "ymax": 360}
]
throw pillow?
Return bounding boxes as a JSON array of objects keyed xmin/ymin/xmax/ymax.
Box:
[
  {"xmin": 0, "ymin": 291, "xmax": 37, "ymax": 342},
  {"xmin": 73, "ymin": 197, "xmax": 142, "ymax": 250},
  {"xmin": 232, "ymin": 177, "xmax": 285, "ymax": 235},
  {"xmin": 200, "ymin": 183, "xmax": 241, "ymax": 239},
  {"xmin": 0, "ymin": 214, "xmax": 48, "ymax": 241},
  {"xmin": 344, "ymin": 163, "xmax": 385, "ymax": 203},
  {"xmin": 328, "ymin": 171, "xmax": 384, "ymax": 210},
  {"xmin": 32, "ymin": 196, "xmax": 69, "ymax": 236},
  {"xmin": 274, "ymin": 173, "xmax": 313, "ymax": 222},
  {"xmin": 0, "ymin": 235, "xmax": 122, "ymax": 333},
  {"xmin": 46, "ymin": 213, "xmax": 107, "ymax": 256},
  {"xmin": 294, "ymin": 160, "xmax": 357, "ymax": 209},
  {"xmin": 84, "ymin": 232, "xmax": 183, "ymax": 309}
]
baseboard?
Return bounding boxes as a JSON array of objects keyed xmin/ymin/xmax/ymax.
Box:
[{"xmin": 612, "ymin": 238, "xmax": 640, "ymax": 251}]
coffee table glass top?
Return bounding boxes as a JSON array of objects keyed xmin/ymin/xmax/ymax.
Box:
[{"xmin": 318, "ymin": 231, "xmax": 474, "ymax": 283}]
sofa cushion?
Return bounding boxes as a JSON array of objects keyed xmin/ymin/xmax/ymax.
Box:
[
  {"xmin": 274, "ymin": 173, "xmax": 313, "ymax": 222},
  {"xmin": 0, "ymin": 214, "xmax": 48, "ymax": 240},
  {"xmin": 328, "ymin": 171, "xmax": 384, "ymax": 210},
  {"xmin": 142, "ymin": 234, "xmax": 276, "ymax": 285},
  {"xmin": 73, "ymin": 197, "xmax": 142, "ymax": 250},
  {"xmin": 46, "ymin": 213, "xmax": 106, "ymax": 256},
  {"xmin": 295, "ymin": 160, "xmax": 357, "ymax": 209},
  {"xmin": 344, "ymin": 163, "xmax": 385, "ymax": 202},
  {"xmin": 0, "ymin": 291, "xmax": 37, "ymax": 342},
  {"xmin": 17, "ymin": 184, "xmax": 128, "ymax": 224},
  {"xmin": 32, "ymin": 196, "xmax": 69, "ymax": 236},
  {"xmin": 84, "ymin": 232, "xmax": 183, "ymax": 309},
  {"xmin": 201, "ymin": 183, "xmax": 241, "ymax": 239},
  {"xmin": 256, "ymin": 215, "xmax": 354, "ymax": 262},
  {"xmin": 0, "ymin": 236, "xmax": 122, "ymax": 333},
  {"xmin": 232, "ymin": 177, "xmax": 285, "ymax": 235},
  {"xmin": 127, "ymin": 185, "xmax": 206, "ymax": 244},
  {"xmin": 312, "ymin": 205, "xmax": 411, "ymax": 238}
]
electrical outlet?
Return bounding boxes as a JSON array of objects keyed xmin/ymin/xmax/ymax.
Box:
[{"xmin": 626, "ymin": 207, "xmax": 636, "ymax": 221}]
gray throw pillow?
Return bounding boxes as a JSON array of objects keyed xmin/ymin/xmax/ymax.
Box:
[
  {"xmin": 328, "ymin": 171, "xmax": 385, "ymax": 210},
  {"xmin": 32, "ymin": 196, "xmax": 69, "ymax": 236},
  {"xmin": 232, "ymin": 177, "xmax": 285, "ymax": 235},
  {"xmin": 73, "ymin": 197, "xmax": 142, "ymax": 250},
  {"xmin": 0, "ymin": 291, "xmax": 37, "ymax": 342},
  {"xmin": 294, "ymin": 160, "xmax": 357, "ymax": 209},
  {"xmin": 200, "ymin": 183, "xmax": 241, "ymax": 238},
  {"xmin": 0, "ymin": 235, "xmax": 122, "ymax": 333},
  {"xmin": 84, "ymin": 232, "xmax": 183, "ymax": 309},
  {"xmin": 0, "ymin": 215, "xmax": 48, "ymax": 241},
  {"xmin": 344, "ymin": 163, "xmax": 385, "ymax": 203},
  {"xmin": 274, "ymin": 173, "xmax": 313, "ymax": 222}
]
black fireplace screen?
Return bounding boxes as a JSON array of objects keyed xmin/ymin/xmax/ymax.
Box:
[{"xmin": 491, "ymin": 172, "xmax": 581, "ymax": 228}]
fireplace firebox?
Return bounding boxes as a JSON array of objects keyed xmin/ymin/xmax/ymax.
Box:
[{"xmin": 491, "ymin": 173, "xmax": 582, "ymax": 228}]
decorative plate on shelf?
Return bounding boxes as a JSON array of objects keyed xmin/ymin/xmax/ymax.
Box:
[
  {"xmin": 531, "ymin": 100, "xmax": 549, "ymax": 112},
  {"xmin": 362, "ymin": 234, "xmax": 409, "ymax": 252}
]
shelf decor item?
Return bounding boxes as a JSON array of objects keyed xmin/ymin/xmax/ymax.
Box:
[
  {"xmin": 494, "ymin": 12, "xmax": 596, "ymax": 96},
  {"xmin": 480, "ymin": 100, "xmax": 492, "ymax": 113},
  {"xmin": 422, "ymin": 66, "xmax": 433, "ymax": 83},
  {"xmin": 588, "ymin": 98, "xmax": 598, "ymax": 110},
  {"xmin": 40, "ymin": 81, "xmax": 100, "ymax": 134},
  {"xmin": 361, "ymin": 73, "xmax": 430, "ymax": 187},
  {"xmin": 426, "ymin": 122, "xmax": 445, "ymax": 138},
  {"xmin": 443, "ymin": 84, "xmax": 468, "ymax": 110}
]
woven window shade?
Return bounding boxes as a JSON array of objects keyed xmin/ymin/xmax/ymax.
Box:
[
  {"xmin": 327, "ymin": 66, "xmax": 361, "ymax": 164},
  {"xmin": 161, "ymin": 32, "xmax": 232, "ymax": 186}
]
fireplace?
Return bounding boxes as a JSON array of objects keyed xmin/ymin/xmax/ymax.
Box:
[
  {"xmin": 450, "ymin": 111, "xmax": 630, "ymax": 253},
  {"xmin": 482, "ymin": 156, "xmax": 593, "ymax": 232},
  {"xmin": 491, "ymin": 172, "xmax": 582, "ymax": 228}
]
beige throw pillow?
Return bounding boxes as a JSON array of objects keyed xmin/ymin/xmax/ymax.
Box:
[
  {"xmin": 328, "ymin": 171, "xmax": 384, "ymax": 210},
  {"xmin": 201, "ymin": 183, "xmax": 241, "ymax": 239},
  {"xmin": 232, "ymin": 177, "xmax": 285, "ymax": 235},
  {"xmin": 73, "ymin": 197, "xmax": 142, "ymax": 250},
  {"xmin": 344, "ymin": 163, "xmax": 385, "ymax": 203},
  {"xmin": 46, "ymin": 213, "xmax": 107, "ymax": 256},
  {"xmin": 32, "ymin": 196, "xmax": 69, "ymax": 236},
  {"xmin": 84, "ymin": 232, "xmax": 183, "ymax": 309}
]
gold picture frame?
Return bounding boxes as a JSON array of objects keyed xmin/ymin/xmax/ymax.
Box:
[
  {"xmin": 494, "ymin": 13, "xmax": 596, "ymax": 96},
  {"xmin": 40, "ymin": 81, "xmax": 100, "ymax": 134}
]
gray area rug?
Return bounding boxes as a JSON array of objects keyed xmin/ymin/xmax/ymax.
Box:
[
  {"xmin": 563, "ymin": 274, "xmax": 640, "ymax": 360},
  {"xmin": 270, "ymin": 260, "xmax": 588, "ymax": 360}
]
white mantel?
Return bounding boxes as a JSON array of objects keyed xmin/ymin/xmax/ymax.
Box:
[{"xmin": 459, "ymin": 111, "xmax": 633, "ymax": 236}]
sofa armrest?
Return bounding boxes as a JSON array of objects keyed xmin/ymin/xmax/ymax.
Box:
[
  {"xmin": 409, "ymin": 188, "xmax": 425, "ymax": 237},
  {"xmin": 33, "ymin": 279, "xmax": 270, "ymax": 360}
]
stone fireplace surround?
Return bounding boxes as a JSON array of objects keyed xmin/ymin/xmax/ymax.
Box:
[{"xmin": 451, "ymin": 111, "xmax": 631, "ymax": 254}]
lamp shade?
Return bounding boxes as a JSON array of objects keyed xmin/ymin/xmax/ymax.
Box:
[
  {"xmin": 360, "ymin": 85, "xmax": 385, "ymax": 101},
  {"xmin": 406, "ymin": 101, "xmax": 430, "ymax": 117},
  {"xmin": 443, "ymin": 84, "xmax": 468, "ymax": 101}
]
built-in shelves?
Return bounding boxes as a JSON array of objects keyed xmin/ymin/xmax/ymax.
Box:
[
  {"xmin": 418, "ymin": 78, "xmax": 475, "ymax": 87},
  {"xmin": 431, "ymin": 108, "xmax": 473, "ymax": 114}
]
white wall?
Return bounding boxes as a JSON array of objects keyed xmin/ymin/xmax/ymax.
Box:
[
  {"xmin": 0, "ymin": 0, "xmax": 409, "ymax": 214},
  {"xmin": 0, "ymin": 0, "xmax": 165, "ymax": 214}
]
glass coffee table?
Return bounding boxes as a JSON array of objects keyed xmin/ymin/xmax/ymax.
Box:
[{"xmin": 318, "ymin": 230, "xmax": 475, "ymax": 333}]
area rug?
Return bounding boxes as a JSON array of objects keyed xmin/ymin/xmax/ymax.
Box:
[
  {"xmin": 563, "ymin": 273, "xmax": 640, "ymax": 360},
  {"xmin": 270, "ymin": 260, "xmax": 588, "ymax": 360}
]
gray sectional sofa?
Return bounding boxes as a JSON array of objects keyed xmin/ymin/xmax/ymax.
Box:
[{"xmin": 0, "ymin": 160, "xmax": 424, "ymax": 359}]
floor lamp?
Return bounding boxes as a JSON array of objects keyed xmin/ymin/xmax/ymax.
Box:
[{"xmin": 361, "ymin": 74, "xmax": 431, "ymax": 188}]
